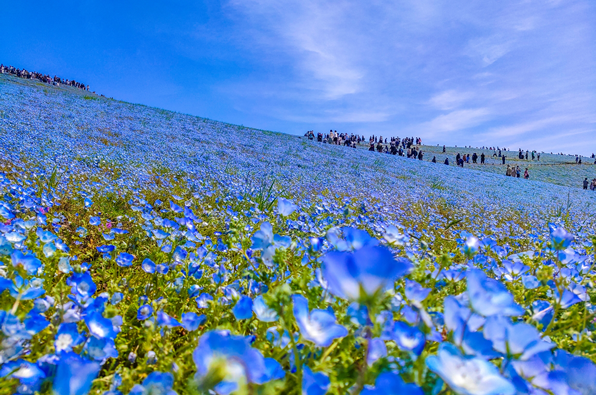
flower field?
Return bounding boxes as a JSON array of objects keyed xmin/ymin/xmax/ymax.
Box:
[{"xmin": 1, "ymin": 74, "xmax": 596, "ymax": 395}]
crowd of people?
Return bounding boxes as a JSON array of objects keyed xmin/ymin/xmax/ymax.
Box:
[
  {"xmin": 1, "ymin": 64, "xmax": 90, "ymax": 92},
  {"xmin": 506, "ymin": 165, "xmax": 530, "ymax": 179},
  {"xmin": 584, "ymin": 178, "xmax": 596, "ymax": 191},
  {"xmin": 305, "ymin": 130, "xmax": 596, "ymax": 188},
  {"xmin": 304, "ymin": 130, "xmax": 425, "ymax": 158},
  {"xmin": 304, "ymin": 130, "xmax": 364, "ymax": 148}
]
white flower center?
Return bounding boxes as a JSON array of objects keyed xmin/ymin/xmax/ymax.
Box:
[
  {"xmin": 450, "ymin": 360, "xmax": 484, "ymax": 391},
  {"xmin": 55, "ymin": 333, "xmax": 73, "ymax": 351}
]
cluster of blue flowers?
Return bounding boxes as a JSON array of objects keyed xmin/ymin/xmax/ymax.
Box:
[{"xmin": 1, "ymin": 74, "xmax": 596, "ymax": 394}]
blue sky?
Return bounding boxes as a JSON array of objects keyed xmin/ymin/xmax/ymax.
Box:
[{"xmin": 2, "ymin": 0, "xmax": 595, "ymax": 154}]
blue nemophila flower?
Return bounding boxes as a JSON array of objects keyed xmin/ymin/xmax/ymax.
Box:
[
  {"xmin": 157, "ymin": 311, "xmax": 181, "ymax": 328},
  {"xmin": 252, "ymin": 295, "xmax": 279, "ymax": 322},
  {"xmin": 24, "ymin": 311, "xmax": 49, "ymax": 335},
  {"xmin": 54, "ymin": 323, "xmax": 84, "ymax": 352},
  {"xmin": 97, "ymin": 244, "xmax": 115, "ymax": 253},
  {"xmin": 84, "ymin": 198, "xmax": 93, "ymax": 207},
  {"xmin": 302, "ymin": 366, "xmax": 330, "ymax": 395},
  {"xmin": 89, "ymin": 216, "xmax": 101, "ymax": 226},
  {"xmin": 266, "ymin": 327, "xmax": 293, "ymax": 348},
  {"xmin": 85, "ymin": 312, "xmax": 117, "ymax": 339},
  {"xmin": 147, "ymin": 350, "xmax": 158, "ymax": 365},
  {"xmin": 292, "ymin": 294, "xmax": 347, "ymax": 347},
  {"xmin": 43, "ymin": 242, "xmax": 57, "ymax": 257},
  {"xmin": 250, "ymin": 222, "xmax": 292, "ymax": 266},
  {"xmin": 260, "ymin": 357, "xmax": 286, "ymax": 383},
  {"xmin": 554, "ymin": 350, "xmax": 596, "ymax": 395},
  {"xmin": 58, "ymin": 256, "xmax": 73, "ymax": 274},
  {"xmin": 0, "ymin": 274, "xmax": 45, "ymax": 300},
  {"xmin": 196, "ymin": 293, "xmax": 214, "ymax": 309},
  {"xmin": 173, "ymin": 246, "xmax": 188, "ymax": 262},
  {"xmin": 347, "ymin": 303, "xmax": 370, "ymax": 326},
  {"xmin": 426, "ymin": 343, "xmax": 515, "ymax": 395},
  {"xmin": 76, "ymin": 226, "xmax": 87, "ymax": 237},
  {"xmin": 141, "ymin": 258, "xmax": 155, "ymax": 274},
  {"xmin": 531, "ymin": 300, "xmax": 554, "ymax": 330},
  {"xmin": 188, "ymin": 284, "xmax": 202, "ymax": 298},
  {"xmin": 67, "ymin": 271, "xmax": 96, "ymax": 299},
  {"xmin": 0, "ymin": 310, "xmax": 29, "ymax": 340},
  {"xmin": 467, "ymin": 269, "xmax": 524, "ymax": 316},
  {"xmin": 182, "ymin": 312, "xmax": 206, "ymax": 331},
  {"xmin": 157, "ymin": 264, "xmax": 169, "ymax": 274},
  {"xmin": 484, "ymin": 315, "xmax": 554, "ymax": 360},
  {"xmin": 361, "ymin": 372, "xmax": 423, "ymax": 395},
  {"xmin": 367, "ymin": 338, "xmax": 387, "ymax": 366},
  {"xmin": 322, "ymin": 245, "xmax": 412, "ymax": 301},
  {"xmin": 522, "ymin": 275, "xmax": 540, "ymax": 290},
  {"xmin": 555, "ymin": 288, "xmax": 581, "ymax": 309},
  {"xmin": 193, "ymin": 330, "xmax": 276, "ymax": 393},
  {"xmin": 278, "ymin": 197, "xmax": 298, "ymax": 216},
  {"xmin": 110, "ymin": 292, "xmax": 123, "ymax": 305},
  {"xmin": 461, "ymin": 330, "xmax": 500, "ymax": 360},
  {"xmin": 0, "ymin": 205, "xmax": 15, "ymax": 219},
  {"xmin": 405, "ymin": 280, "xmax": 431, "ymax": 303},
  {"xmin": 137, "ymin": 305, "xmax": 154, "ymax": 320},
  {"xmin": 392, "ymin": 321, "xmax": 426, "ymax": 356},
  {"xmin": 0, "ymin": 360, "xmax": 46, "ymax": 392},
  {"xmin": 382, "ymin": 224, "xmax": 409, "ymax": 246},
  {"xmin": 443, "ymin": 296, "xmax": 485, "ymax": 342},
  {"xmin": 464, "ymin": 235, "xmax": 480, "ymax": 257},
  {"xmin": 84, "ymin": 336, "xmax": 118, "ymax": 361},
  {"xmin": 549, "ymin": 224, "xmax": 574, "ymax": 250},
  {"xmin": 11, "ymin": 250, "xmax": 42, "ymax": 275},
  {"xmin": 233, "ymin": 296, "xmax": 254, "ymax": 320},
  {"xmin": 115, "ymin": 252, "xmax": 134, "ymax": 267},
  {"xmin": 5, "ymin": 231, "xmax": 27, "ymax": 243},
  {"xmin": 170, "ymin": 201, "xmax": 184, "ymax": 213},
  {"xmin": 326, "ymin": 226, "xmax": 379, "ymax": 251},
  {"xmin": 53, "ymin": 352, "xmax": 100, "ymax": 395},
  {"xmin": 34, "ymin": 296, "xmax": 54, "ymax": 312},
  {"xmin": 130, "ymin": 371, "xmax": 177, "ymax": 395}
]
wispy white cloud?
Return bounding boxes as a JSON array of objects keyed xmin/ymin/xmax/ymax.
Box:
[
  {"xmin": 429, "ymin": 90, "xmax": 474, "ymax": 110},
  {"xmin": 483, "ymin": 116, "xmax": 572, "ymax": 139},
  {"xmin": 419, "ymin": 108, "xmax": 492, "ymax": 137},
  {"xmin": 466, "ymin": 35, "xmax": 515, "ymax": 66}
]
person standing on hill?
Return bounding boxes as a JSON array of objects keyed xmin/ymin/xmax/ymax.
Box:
[
  {"xmin": 516, "ymin": 166, "xmax": 521, "ymax": 178},
  {"xmin": 502, "ymin": 155, "xmax": 506, "ymax": 164},
  {"xmin": 584, "ymin": 178, "xmax": 589, "ymax": 190},
  {"xmin": 443, "ymin": 145, "xmax": 446, "ymax": 153},
  {"xmin": 506, "ymin": 165, "xmax": 511, "ymax": 176},
  {"xmin": 480, "ymin": 153, "xmax": 485, "ymax": 164},
  {"xmin": 524, "ymin": 168, "xmax": 529, "ymax": 179},
  {"xmin": 432, "ymin": 156, "xmax": 437, "ymax": 163},
  {"xmin": 444, "ymin": 158, "xmax": 449, "ymax": 165}
]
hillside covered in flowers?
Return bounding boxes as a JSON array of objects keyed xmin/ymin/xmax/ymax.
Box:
[{"xmin": 1, "ymin": 74, "xmax": 596, "ymax": 395}]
